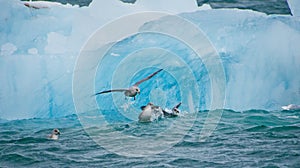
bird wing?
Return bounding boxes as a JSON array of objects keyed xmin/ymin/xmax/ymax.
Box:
[
  {"xmin": 173, "ymin": 102, "xmax": 182, "ymax": 109},
  {"xmin": 133, "ymin": 69, "xmax": 163, "ymax": 86},
  {"xmin": 94, "ymin": 89, "xmax": 128, "ymax": 96}
]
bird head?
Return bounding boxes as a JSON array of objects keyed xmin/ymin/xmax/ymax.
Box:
[
  {"xmin": 135, "ymin": 87, "xmax": 140, "ymax": 94},
  {"xmin": 172, "ymin": 108, "xmax": 180, "ymax": 115},
  {"xmin": 52, "ymin": 129, "xmax": 60, "ymax": 135}
]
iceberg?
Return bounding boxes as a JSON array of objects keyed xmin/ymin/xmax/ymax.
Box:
[
  {"xmin": 23, "ymin": 1, "xmax": 68, "ymax": 9},
  {"xmin": 287, "ymin": 0, "xmax": 300, "ymax": 16},
  {"xmin": 0, "ymin": 0, "xmax": 299, "ymax": 120},
  {"xmin": 282, "ymin": 104, "xmax": 300, "ymax": 110}
]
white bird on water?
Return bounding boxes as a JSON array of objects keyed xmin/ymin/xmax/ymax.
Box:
[
  {"xmin": 138, "ymin": 103, "xmax": 164, "ymax": 122},
  {"xmin": 163, "ymin": 102, "xmax": 182, "ymax": 117},
  {"xmin": 48, "ymin": 129, "xmax": 60, "ymax": 140},
  {"xmin": 94, "ymin": 69, "xmax": 163, "ymax": 100}
]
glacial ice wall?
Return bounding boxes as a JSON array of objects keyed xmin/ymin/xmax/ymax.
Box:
[
  {"xmin": 0, "ymin": 0, "xmax": 299, "ymax": 120},
  {"xmin": 181, "ymin": 9, "xmax": 300, "ymax": 110}
]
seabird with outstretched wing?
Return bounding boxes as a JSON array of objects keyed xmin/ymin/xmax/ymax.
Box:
[{"xmin": 94, "ymin": 69, "xmax": 163, "ymax": 100}]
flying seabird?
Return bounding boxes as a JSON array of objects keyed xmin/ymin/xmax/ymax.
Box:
[{"xmin": 94, "ymin": 69, "xmax": 163, "ymax": 100}]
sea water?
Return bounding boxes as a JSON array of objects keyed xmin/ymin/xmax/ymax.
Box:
[{"xmin": 1, "ymin": 109, "xmax": 299, "ymax": 167}]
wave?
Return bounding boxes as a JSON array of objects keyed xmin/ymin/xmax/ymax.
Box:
[
  {"xmin": 0, "ymin": 108, "xmax": 299, "ymax": 166},
  {"xmin": 269, "ymin": 125, "xmax": 300, "ymax": 132},
  {"xmin": 1, "ymin": 153, "xmax": 39, "ymax": 166}
]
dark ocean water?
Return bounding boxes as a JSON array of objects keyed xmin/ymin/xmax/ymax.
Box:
[{"xmin": 1, "ymin": 109, "xmax": 299, "ymax": 167}]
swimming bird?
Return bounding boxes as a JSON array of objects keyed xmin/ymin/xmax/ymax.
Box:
[
  {"xmin": 95, "ymin": 69, "xmax": 163, "ymax": 100},
  {"xmin": 163, "ymin": 102, "xmax": 181, "ymax": 117},
  {"xmin": 138, "ymin": 103, "xmax": 164, "ymax": 122},
  {"xmin": 49, "ymin": 129, "xmax": 60, "ymax": 140}
]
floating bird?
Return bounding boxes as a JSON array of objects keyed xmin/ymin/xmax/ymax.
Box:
[
  {"xmin": 139, "ymin": 103, "xmax": 164, "ymax": 122},
  {"xmin": 49, "ymin": 128, "xmax": 60, "ymax": 140},
  {"xmin": 163, "ymin": 102, "xmax": 181, "ymax": 117},
  {"xmin": 95, "ymin": 69, "xmax": 163, "ymax": 100}
]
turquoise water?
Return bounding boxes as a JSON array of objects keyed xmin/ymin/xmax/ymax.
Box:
[{"xmin": 1, "ymin": 109, "xmax": 299, "ymax": 167}]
